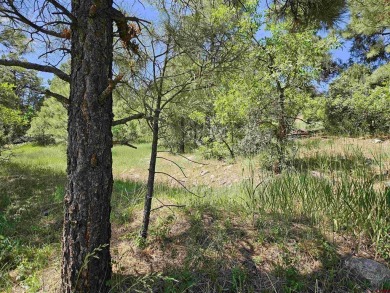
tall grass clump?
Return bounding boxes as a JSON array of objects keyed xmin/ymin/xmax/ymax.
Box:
[{"xmin": 247, "ymin": 146, "xmax": 390, "ymax": 259}]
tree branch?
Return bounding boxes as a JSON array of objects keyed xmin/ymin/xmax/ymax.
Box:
[
  {"xmin": 0, "ymin": 59, "xmax": 70, "ymax": 83},
  {"xmin": 157, "ymin": 151, "xmax": 208, "ymax": 165},
  {"xmin": 113, "ymin": 141, "xmax": 137, "ymax": 149},
  {"xmin": 45, "ymin": 90, "xmax": 69, "ymax": 107},
  {"xmin": 112, "ymin": 113, "xmax": 145, "ymax": 126},
  {"xmin": 46, "ymin": 0, "xmax": 76, "ymax": 23},
  {"xmin": 123, "ymin": 16, "xmax": 151, "ymax": 24},
  {"xmin": 99, "ymin": 74, "xmax": 124, "ymax": 104},
  {"xmin": 109, "ymin": 7, "xmax": 151, "ymax": 25},
  {"xmin": 290, "ymin": 116, "xmax": 312, "ymax": 125},
  {"xmin": 157, "ymin": 156, "xmax": 187, "ymax": 178},
  {"xmin": 1, "ymin": 2, "xmax": 66, "ymax": 39},
  {"xmin": 155, "ymin": 171, "xmax": 206, "ymax": 198},
  {"xmin": 151, "ymin": 204, "xmax": 186, "ymax": 212}
]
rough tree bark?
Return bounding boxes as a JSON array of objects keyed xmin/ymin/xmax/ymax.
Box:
[{"xmin": 61, "ymin": 0, "xmax": 114, "ymax": 291}]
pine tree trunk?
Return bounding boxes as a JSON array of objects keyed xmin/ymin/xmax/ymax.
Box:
[
  {"xmin": 141, "ymin": 109, "xmax": 161, "ymax": 239},
  {"xmin": 179, "ymin": 117, "xmax": 185, "ymax": 153},
  {"xmin": 61, "ymin": 1, "xmax": 114, "ymax": 292}
]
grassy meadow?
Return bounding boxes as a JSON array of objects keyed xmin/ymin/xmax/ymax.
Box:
[{"xmin": 0, "ymin": 137, "xmax": 389, "ymax": 292}]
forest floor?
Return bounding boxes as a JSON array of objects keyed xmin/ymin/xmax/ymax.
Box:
[{"xmin": 0, "ymin": 137, "xmax": 389, "ymax": 292}]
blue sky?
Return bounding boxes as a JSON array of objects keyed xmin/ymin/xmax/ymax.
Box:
[
  {"xmin": 22, "ymin": 1, "xmax": 352, "ymax": 85},
  {"xmin": 331, "ymin": 40, "xmax": 352, "ymax": 63}
]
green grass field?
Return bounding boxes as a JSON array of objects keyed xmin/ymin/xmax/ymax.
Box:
[{"xmin": 0, "ymin": 138, "xmax": 389, "ymax": 292}]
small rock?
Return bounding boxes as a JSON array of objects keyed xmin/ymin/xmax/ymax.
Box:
[
  {"xmin": 373, "ymin": 139, "xmax": 383, "ymax": 144},
  {"xmin": 344, "ymin": 257, "xmax": 390, "ymax": 289}
]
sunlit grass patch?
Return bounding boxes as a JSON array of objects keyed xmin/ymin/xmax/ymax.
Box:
[{"xmin": 9, "ymin": 144, "xmax": 67, "ymax": 174}]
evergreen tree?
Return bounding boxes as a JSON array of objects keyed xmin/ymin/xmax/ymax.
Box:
[
  {"xmin": 0, "ymin": 1, "xmax": 147, "ymax": 291},
  {"xmin": 326, "ymin": 64, "xmax": 390, "ymax": 135},
  {"xmin": 344, "ymin": 0, "xmax": 390, "ymax": 64}
]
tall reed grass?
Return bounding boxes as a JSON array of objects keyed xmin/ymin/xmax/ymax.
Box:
[{"xmin": 243, "ymin": 146, "xmax": 390, "ymax": 259}]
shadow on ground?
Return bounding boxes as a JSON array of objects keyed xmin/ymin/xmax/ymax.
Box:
[
  {"xmin": 0, "ymin": 162, "xmax": 382, "ymax": 292},
  {"xmin": 108, "ymin": 186, "xmax": 375, "ymax": 293},
  {"xmin": 0, "ymin": 162, "xmax": 66, "ymax": 245}
]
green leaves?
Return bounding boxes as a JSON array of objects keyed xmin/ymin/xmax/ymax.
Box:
[
  {"xmin": 0, "ymin": 82, "xmax": 26, "ymax": 148},
  {"xmin": 262, "ymin": 20, "xmax": 337, "ymax": 84},
  {"xmin": 326, "ymin": 63, "xmax": 390, "ymax": 135},
  {"xmin": 214, "ymin": 79, "xmax": 251, "ymax": 126}
]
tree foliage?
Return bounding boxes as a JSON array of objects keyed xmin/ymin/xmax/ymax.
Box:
[
  {"xmin": 27, "ymin": 75, "xmax": 68, "ymax": 143},
  {"xmin": 0, "ymin": 82, "xmax": 26, "ymax": 147},
  {"xmin": 326, "ymin": 64, "xmax": 390, "ymax": 135},
  {"xmin": 344, "ymin": 0, "xmax": 390, "ymax": 64},
  {"xmin": 0, "ymin": 0, "xmax": 389, "ymax": 290}
]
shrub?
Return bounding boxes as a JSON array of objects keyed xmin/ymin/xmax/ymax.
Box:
[{"xmin": 199, "ymin": 141, "xmax": 230, "ymax": 160}]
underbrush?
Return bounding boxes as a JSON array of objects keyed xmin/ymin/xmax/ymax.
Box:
[
  {"xmin": 1, "ymin": 139, "xmax": 389, "ymax": 292},
  {"xmin": 244, "ymin": 170, "xmax": 389, "ymax": 260},
  {"xmin": 242, "ymin": 142, "xmax": 389, "ymax": 261},
  {"xmin": 0, "ymin": 236, "xmax": 56, "ymax": 292},
  {"xmin": 0, "ymin": 159, "xmax": 65, "ymax": 292}
]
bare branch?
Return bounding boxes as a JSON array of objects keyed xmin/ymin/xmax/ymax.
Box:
[
  {"xmin": 38, "ymin": 47, "xmax": 71, "ymax": 59},
  {"xmin": 99, "ymin": 74, "xmax": 124, "ymax": 104},
  {"xmin": 1, "ymin": 2, "xmax": 66, "ymax": 39},
  {"xmin": 113, "ymin": 141, "xmax": 137, "ymax": 149},
  {"xmin": 151, "ymin": 204, "xmax": 185, "ymax": 212},
  {"xmin": 123, "ymin": 16, "xmax": 151, "ymax": 24},
  {"xmin": 45, "ymin": 0, "xmax": 76, "ymax": 23},
  {"xmin": 45, "ymin": 90, "xmax": 69, "ymax": 107},
  {"xmin": 160, "ymin": 79, "xmax": 193, "ymax": 109},
  {"xmin": 0, "ymin": 59, "xmax": 70, "ymax": 82},
  {"xmin": 155, "ymin": 171, "xmax": 206, "ymax": 198},
  {"xmin": 158, "ymin": 151, "xmax": 208, "ymax": 165},
  {"xmin": 112, "ymin": 112, "xmax": 145, "ymax": 126},
  {"xmin": 157, "ymin": 156, "xmax": 187, "ymax": 177}
]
